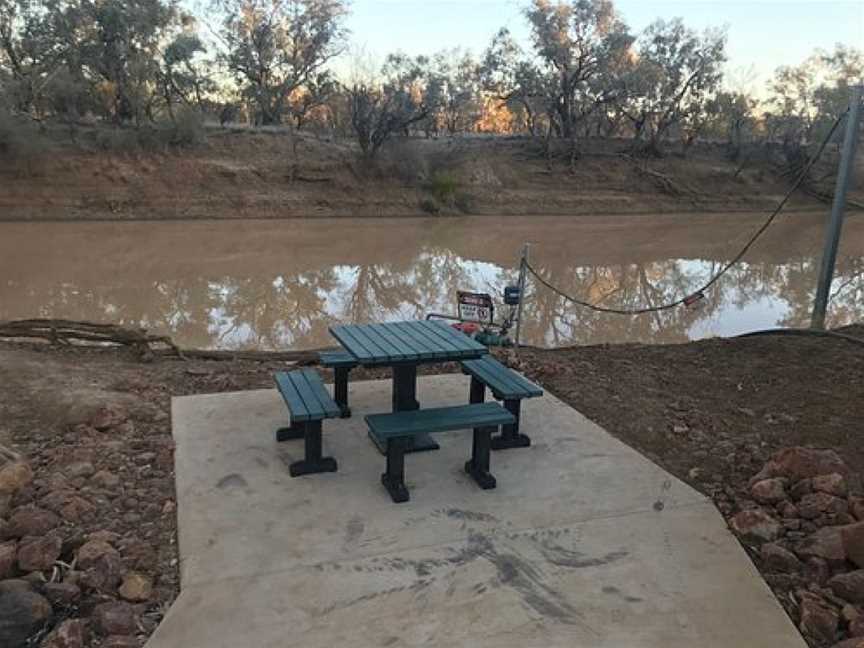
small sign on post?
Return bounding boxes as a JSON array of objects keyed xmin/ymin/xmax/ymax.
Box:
[{"xmin": 457, "ymin": 291, "xmax": 494, "ymax": 325}]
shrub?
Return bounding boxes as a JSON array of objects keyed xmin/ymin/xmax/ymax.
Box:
[
  {"xmin": 419, "ymin": 197, "xmax": 440, "ymax": 214},
  {"xmin": 429, "ymin": 170, "xmax": 459, "ymax": 203},
  {"xmin": 0, "ymin": 110, "xmax": 49, "ymax": 172},
  {"xmin": 170, "ymin": 108, "xmax": 206, "ymax": 147}
]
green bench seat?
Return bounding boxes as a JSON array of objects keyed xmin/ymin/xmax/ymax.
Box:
[
  {"xmin": 460, "ymin": 356, "xmax": 543, "ymax": 450},
  {"xmin": 274, "ymin": 369, "xmax": 342, "ymax": 477},
  {"xmin": 319, "ymin": 349, "xmax": 357, "ymax": 418},
  {"xmin": 365, "ymin": 402, "xmax": 515, "ymax": 503}
]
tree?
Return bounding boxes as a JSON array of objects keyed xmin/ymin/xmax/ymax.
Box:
[
  {"xmin": 622, "ymin": 18, "xmax": 726, "ymax": 154},
  {"xmin": 217, "ymin": 0, "xmax": 347, "ymax": 125},
  {"xmin": 347, "ymin": 54, "xmax": 438, "ymax": 157},
  {"xmin": 158, "ymin": 30, "xmax": 213, "ymax": 119},
  {"xmin": 429, "ymin": 48, "xmax": 481, "ymax": 135},
  {"xmin": 523, "ymin": 0, "xmax": 634, "ymax": 140}
]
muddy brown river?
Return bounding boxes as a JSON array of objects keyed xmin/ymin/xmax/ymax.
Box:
[{"xmin": 1, "ymin": 212, "xmax": 863, "ymax": 350}]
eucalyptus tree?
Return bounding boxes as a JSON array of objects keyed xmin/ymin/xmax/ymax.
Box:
[
  {"xmin": 619, "ymin": 19, "xmax": 726, "ymax": 154},
  {"xmin": 216, "ymin": 0, "xmax": 347, "ymax": 125}
]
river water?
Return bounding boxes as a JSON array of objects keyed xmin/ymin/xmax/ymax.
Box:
[{"xmin": 1, "ymin": 212, "xmax": 862, "ymax": 350}]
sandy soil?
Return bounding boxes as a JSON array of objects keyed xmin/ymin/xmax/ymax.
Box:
[{"xmin": 1, "ymin": 329, "xmax": 862, "ymax": 646}]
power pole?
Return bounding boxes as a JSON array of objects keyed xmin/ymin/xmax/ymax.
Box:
[{"xmin": 811, "ymin": 85, "xmax": 863, "ymax": 329}]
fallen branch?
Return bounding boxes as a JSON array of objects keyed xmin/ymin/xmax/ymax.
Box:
[{"xmin": 0, "ymin": 318, "xmax": 322, "ymax": 363}]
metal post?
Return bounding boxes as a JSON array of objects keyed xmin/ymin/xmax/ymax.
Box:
[
  {"xmin": 811, "ymin": 85, "xmax": 863, "ymax": 329},
  {"xmin": 514, "ymin": 243, "xmax": 529, "ymax": 348}
]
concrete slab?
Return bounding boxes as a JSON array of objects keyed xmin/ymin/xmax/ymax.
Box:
[{"xmin": 148, "ymin": 374, "xmax": 805, "ymax": 648}]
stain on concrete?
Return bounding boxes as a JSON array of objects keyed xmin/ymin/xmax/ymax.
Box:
[
  {"xmin": 254, "ymin": 457, "xmax": 268, "ymax": 468},
  {"xmin": 602, "ymin": 585, "xmax": 643, "ymax": 603},
  {"xmin": 540, "ymin": 542, "xmax": 628, "ymax": 569},
  {"xmin": 344, "ymin": 517, "xmax": 364, "ymax": 545},
  {"xmin": 439, "ymin": 508, "xmax": 498, "ymax": 523},
  {"xmin": 216, "ymin": 473, "xmax": 248, "ymax": 490}
]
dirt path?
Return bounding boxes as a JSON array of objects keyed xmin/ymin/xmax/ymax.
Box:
[{"xmin": 0, "ymin": 330, "xmax": 862, "ymax": 646}]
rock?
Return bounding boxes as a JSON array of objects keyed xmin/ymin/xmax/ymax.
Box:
[
  {"xmin": 102, "ymin": 636, "xmax": 140, "ymax": 648},
  {"xmin": 829, "ymin": 571, "xmax": 864, "ymax": 604},
  {"xmin": 772, "ymin": 447, "xmax": 850, "ymax": 481},
  {"xmin": 88, "ymin": 530, "xmax": 121, "ymax": 545},
  {"xmin": 0, "ymin": 582, "xmax": 52, "ymax": 646},
  {"xmin": 0, "ymin": 454, "xmax": 33, "ymax": 496},
  {"xmin": 76, "ymin": 540, "xmax": 118, "ymax": 569},
  {"xmin": 795, "ymin": 526, "xmax": 848, "ymax": 564},
  {"xmin": 799, "ymin": 590, "xmax": 840, "ymax": 643},
  {"xmin": 17, "ymin": 535, "xmax": 62, "ymax": 571},
  {"xmin": 3, "ymin": 506, "xmax": 59, "ymax": 539},
  {"xmin": 65, "ymin": 462, "xmax": 95, "ymax": 479},
  {"xmin": 790, "ymin": 479, "xmax": 814, "ymax": 501},
  {"xmin": 751, "ymin": 478, "xmax": 787, "ymax": 504},
  {"xmin": 0, "ymin": 542, "xmax": 16, "ymax": 579},
  {"xmin": 730, "ymin": 509, "xmax": 781, "ymax": 543},
  {"xmin": 800, "ymin": 492, "xmax": 849, "ymax": 519},
  {"xmin": 852, "ymin": 615, "xmax": 864, "ymax": 637},
  {"xmin": 41, "ymin": 618, "xmax": 86, "ymax": 648},
  {"xmin": 841, "ymin": 604, "xmax": 860, "ymax": 624},
  {"xmin": 843, "ymin": 523, "xmax": 864, "ymax": 569},
  {"xmin": 813, "ymin": 473, "xmax": 849, "ymax": 498},
  {"xmin": 805, "ymin": 557, "xmax": 832, "ymax": 585},
  {"xmin": 60, "ymin": 497, "xmax": 93, "ymax": 523},
  {"xmin": 761, "ymin": 543, "xmax": 802, "ymax": 573},
  {"xmin": 42, "ymin": 581, "xmax": 81, "ymax": 606},
  {"xmin": 832, "ymin": 638, "xmax": 864, "ymax": 648},
  {"xmin": 93, "ymin": 600, "xmax": 138, "ymax": 636},
  {"xmin": 118, "ymin": 572, "xmax": 152, "ymax": 602},
  {"xmin": 851, "ymin": 497, "xmax": 864, "ymax": 522},
  {"xmin": 779, "ymin": 501, "xmax": 799, "ymax": 519},
  {"xmin": 90, "ymin": 405, "xmax": 128, "ymax": 432},
  {"xmin": 92, "ymin": 470, "xmax": 121, "ymax": 489}
]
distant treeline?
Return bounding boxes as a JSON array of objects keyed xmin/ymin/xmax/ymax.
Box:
[{"xmin": 0, "ymin": 0, "xmax": 861, "ymax": 160}]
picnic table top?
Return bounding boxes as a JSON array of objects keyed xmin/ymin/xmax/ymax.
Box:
[{"xmin": 329, "ymin": 320, "xmax": 488, "ymax": 366}]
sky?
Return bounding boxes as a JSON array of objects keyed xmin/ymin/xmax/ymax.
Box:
[{"xmin": 340, "ymin": 0, "xmax": 864, "ymax": 94}]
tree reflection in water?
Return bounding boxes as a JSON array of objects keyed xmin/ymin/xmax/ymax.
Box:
[{"xmin": 2, "ymin": 216, "xmax": 863, "ymax": 350}]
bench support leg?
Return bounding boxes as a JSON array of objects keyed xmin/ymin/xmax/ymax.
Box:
[
  {"xmin": 392, "ymin": 364, "xmax": 419, "ymax": 411},
  {"xmin": 276, "ymin": 422, "xmax": 305, "ymax": 442},
  {"xmin": 465, "ymin": 426, "xmax": 497, "ymax": 490},
  {"xmin": 381, "ymin": 438, "xmax": 410, "ymax": 503},
  {"xmin": 469, "ymin": 376, "xmax": 485, "ymax": 404},
  {"xmin": 491, "ymin": 399, "xmax": 531, "ymax": 450},
  {"xmin": 334, "ymin": 367, "xmax": 351, "ymax": 418},
  {"xmin": 289, "ymin": 420, "xmax": 338, "ymax": 477}
]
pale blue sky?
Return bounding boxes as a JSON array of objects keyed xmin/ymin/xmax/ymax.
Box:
[{"xmin": 341, "ymin": 0, "xmax": 864, "ymax": 93}]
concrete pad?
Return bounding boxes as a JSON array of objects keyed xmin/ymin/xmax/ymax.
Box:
[{"xmin": 148, "ymin": 374, "xmax": 805, "ymax": 648}]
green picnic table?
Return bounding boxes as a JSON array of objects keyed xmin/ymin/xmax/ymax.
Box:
[{"xmin": 329, "ymin": 320, "xmax": 488, "ymax": 453}]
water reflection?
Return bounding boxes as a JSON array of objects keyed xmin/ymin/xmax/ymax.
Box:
[{"xmin": 0, "ymin": 214, "xmax": 862, "ymax": 350}]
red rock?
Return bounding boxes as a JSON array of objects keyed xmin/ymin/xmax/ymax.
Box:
[
  {"xmin": 0, "ymin": 541, "xmax": 16, "ymax": 579},
  {"xmin": 102, "ymin": 636, "xmax": 140, "ymax": 648},
  {"xmin": 42, "ymin": 581, "xmax": 82, "ymax": 606},
  {"xmin": 3, "ymin": 506, "xmax": 59, "ymax": 539},
  {"xmin": 0, "ymin": 452, "xmax": 33, "ymax": 495},
  {"xmin": 76, "ymin": 540, "xmax": 119, "ymax": 569},
  {"xmin": 730, "ymin": 509, "xmax": 781, "ymax": 543},
  {"xmin": 795, "ymin": 527, "xmax": 848, "ymax": 564},
  {"xmin": 799, "ymin": 590, "xmax": 840, "ymax": 643},
  {"xmin": 774, "ymin": 447, "xmax": 850, "ymax": 480},
  {"xmin": 843, "ymin": 523, "xmax": 864, "ymax": 569},
  {"xmin": 118, "ymin": 572, "xmax": 153, "ymax": 602},
  {"xmin": 800, "ymin": 492, "xmax": 849, "ymax": 519},
  {"xmin": 92, "ymin": 470, "xmax": 121, "ymax": 489},
  {"xmin": 17, "ymin": 534, "xmax": 62, "ymax": 571},
  {"xmin": 831, "ymin": 638, "xmax": 864, "ymax": 648},
  {"xmin": 0, "ymin": 584, "xmax": 52, "ymax": 645},
  {"xmin": 851, "ymin": 615, "xmax": 864, "ymax": 637},
  {"xmin": 790, "ymin": 479, "xmax": 814, "ymax": 501},
  {"xmin": 93, "ymin": 600, "xmax": 138, "ymax": 636},
  {"xmin": 90, "ymin": 405, "xmax": 128, "ymax": 431},
  {"xmin": 761, "ymin": 543, "xmax": 802, "ymax": 573},
  {"xmin": 751, "ymin": 478, "xmax": 787, "ymax": 504},
  {"xmin": 851, "ymin": 497, "xmax": 864, "ymax": 522},
  {"xmin": 829, "ymin": 571, "xmax": 864, "ymax": 604},
  {"xmin": 813, "ymin": 473, "xmax": 849, "ymax": 497},
  {"xmin": 779, "ymin": 501, "xmax": 799, "ymax": 519},
  {"xmin": 41, "ymin": 618, "xmax": 86, "ymax": 648},
  {"xmin": 60, "ymin": 497, "xmax": 94, "ymax": 523}
]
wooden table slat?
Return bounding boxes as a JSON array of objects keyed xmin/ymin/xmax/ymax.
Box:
[
  {"xmin": 289, "ymin": 370, "xmax": 328, "ymax": 418},
  {"xmin": 389, "ymin": 322, "xmax": 447, "ymax": 360},
  {"xmin": 349, "ymin": 325, "xmax": 397, "ymax": 362},
  {"xmin": 365, "ymin": 323, "xmax": 419, "ymax": 360},
  {"xmin": 302, "ymin": 369, "xmax": 343, "ymax": 418},
  {"xmin": 274, "ymin": 372, "xmax": 311, "ymax": 422},
  {"xmin": 428, "ymin": 319, "xmax": 488, "ymax": 354},
  {"xmin": 379, "ymin": 323, "xmax": 428, "ymax": 359},
  {"xmin": 357, "ymin": 324, "xmax": 410, "ymax": 361},
  {"xmin": 415, "ymin": 320, "xmax": 476, "ymax": 357},
  {"xmin": 330, "ymin": 325, "xmax": 376, "ymax": 362}
]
